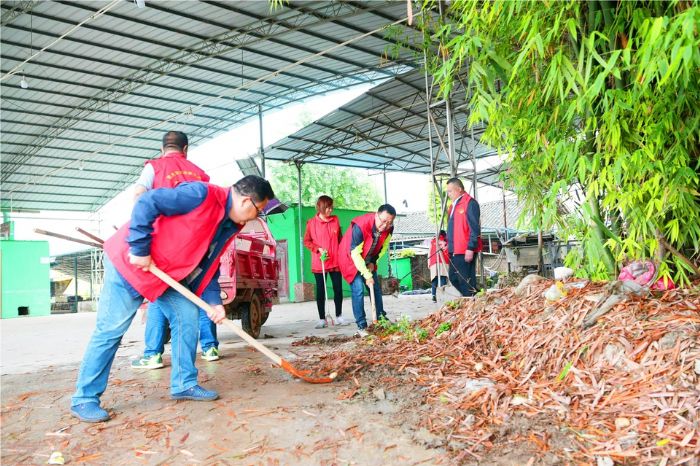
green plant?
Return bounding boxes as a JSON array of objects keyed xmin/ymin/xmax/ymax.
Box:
[
  {"xmin": 435, "ymin": 321, "xmax": 452, "ymax": 336},
  {"xmin": 405, "ymin": 0, "xmax": 700, "ymax": 285},
  {"xmin": 444, "ymin": 300, "xmax": 460, "ymax": 310},
  {"xmin": 398, "ymin": 249, "xmax": 416, "ymax": 258},
  {"xmin": 414, "ymin": 327, "xmax": 429, "ymax": 342}
]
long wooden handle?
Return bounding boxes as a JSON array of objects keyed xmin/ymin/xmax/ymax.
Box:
[
  {"xmin": 149, "ymin": 264, "xmax": 282, "ymax": 366},
  {"xmin": 369, "ymin": 279, "xmax": 377, "ymax": 323}
]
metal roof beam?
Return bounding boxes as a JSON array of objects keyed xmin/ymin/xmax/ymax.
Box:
[
  {"xmin": 2, "ymin": 160, "xmax": 139, "ymax": 176},
  {"xmin": 1, "ymin": 85, "xmax": 242, "ymax": 128},
  {"xmin": 1, "ymin": 130, "xmax": 156, "ymax": 152},
  {"xmin": 58, "ymin": 0, "xmax": 370, "ymax": 88},
  {"xmin": 1, "ymin": 118, "xmax": 161, "ymax": 143},
  {"xmin": 266, "ymin": 146, "xmax": 424, "ymax": 172},
  {"xmin": 288, "ymin": 1, "xmax": 423, "ymax": 54},
  {"xmin": 1, "ymin": 152, "xmax": 142, "ymax": 168},
  {"xmin": 2, "ymin": 143, "xmax": 152, "ymax": 160},
  {"xmin": 204, "ymin": 1, "xmax": 406, "ymax": 79},
  {"xmin": 12, "ymin": 68, "xmax": 256, "ymax": 118},
  {"xmin": 21, "ymin": 5, "xmax": 332, "ymax": 92},
  {"xmin": 0, "ymin": 0, "xmax": 33, "ymax": 27},
  {"xmin": 0, "ymin": 43, "xmax": 269, "ymax": 112},
  {"xmin": 3, "ymin": 171, "xmax": 126, "ymax": 184},
  {"xmin": 0, "ymin": 95, "xmax": 218, "ymax": 132}
]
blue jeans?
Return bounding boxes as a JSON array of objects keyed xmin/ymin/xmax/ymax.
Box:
[
  {"xmin": 144, "ymin": 304, "xmax": 218, "ymax": 356},
  {"xmin": 71, "ymin": 257, "xmax": 201, "ymax": 406},
  {"xmin": 350, "ymin": 271, "xmax": 385, "ymax": 329}
]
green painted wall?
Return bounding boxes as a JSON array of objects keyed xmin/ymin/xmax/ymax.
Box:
[
  {"xmin": 267, "ymin": 206, "xmax": 389, "ymax": 302},
  {"xmin": 1, "ymin": 240, "xmax": 51, "ymax": 318}
]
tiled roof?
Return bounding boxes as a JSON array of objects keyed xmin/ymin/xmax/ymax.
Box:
[{"xmin": 392, "ymin": 198, "xmax": 526, "ymax": 241}]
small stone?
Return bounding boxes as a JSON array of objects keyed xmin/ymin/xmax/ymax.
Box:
[
  {"xmin": 462, "ymin": 414, "xmax": 476, "ymax": 427},
  {"xmin": 48, "ymin": 452, "xmax": 65, "ymax": 465},
  {"xmin": 659, "ymin": 331, "xmax": 682, "ymax": 350},
  {"xmin": 619, "ymin": 431, "xmax": 639, "ymax": 450},
  {"xmin": 694, "ymin": 359, "xmax": 700, "ymax": 376},
  {"xmin": 514, "ymin": 274, "xmax": 546, "ymax": 297},
  {"xmin": 615, "ymin": 417, "xmax": 631, "ymax": 430},
  {"xmin": 553, "ymin": 267, "xmax": 573, "ymax": 280},
  {"xmin": 373, "ymin": 388, "xmax": 386, "ymax": 400},
  {"xmin": 414, "ymin": 428, "xmax": 441, "ymax": 447},
  {"xmin": 596, "ymin": 456, "xmax": 614, "ymax": 466},
  {"xmin": 474, "ymin": 362, "xmax": 484, "ymax": 372}
]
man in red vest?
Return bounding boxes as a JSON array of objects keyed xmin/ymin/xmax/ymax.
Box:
[
  {"xmin": 130, "ymin": 131, "xmax": 222, "ymax": 369},
  {"xmin": 70, "ymin": 176, "xmax": 274, "ymax": 423},
  {"xmin": 338, "ymin": 204, "xmax": 396, "ymax": 337},
  {"xmin": 446, "ymin": 178, "xmax": 482, "ymax": 296}
]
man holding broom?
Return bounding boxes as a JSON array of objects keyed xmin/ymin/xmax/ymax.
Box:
[{"xmin": 70, "ymin": 175, "xmax": 274, "ymax": 422}]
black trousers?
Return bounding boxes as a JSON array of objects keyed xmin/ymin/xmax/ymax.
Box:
[
  {"xmin": 313, "ymin": 271, "xmax": 343, "ymax": 319},
  {"xmin": 448, "ymin": 254, "xmax": 477, "ymax": 297},
  {"xmin": 431, "ymin": 276, "xmax": 449, "ymax": 298}
]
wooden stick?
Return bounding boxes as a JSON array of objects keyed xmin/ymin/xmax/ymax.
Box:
[
  {"xmin": 369, "ymin": 279, "xmax": 377, "ymax": 324},
  {"xmin": 34, "ymin": 228, "xmax": 103, "ymax": 249},
  {"xmin": 75, "ymin": 227, "xmax": 104, "ymax": 245},
  {"xmin": 148, "ymin": 264, "xmax": 335, "ymax": 383}
]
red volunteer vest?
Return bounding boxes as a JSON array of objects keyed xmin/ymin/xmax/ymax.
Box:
[
  {"xmin": 338, "ymin": 213, "xmax": 393, "ymax": 283},
  {"xmin": 104, "ymin": 184, "xmax": 231, "ymax": 302},
  {"xmin": 148, "ymin": 152, "xmax": 209, "ymax": 189},
  {"xmin": 429, "ymin": 236, "xmax": 449, "ymax": 267},
  {"xmin": 304, "ymin": 214, "xmax": 342, "ymax": 273},
  {"xmin": 450, "ymin": 194, "xmax": 483, "ymax": 254}
]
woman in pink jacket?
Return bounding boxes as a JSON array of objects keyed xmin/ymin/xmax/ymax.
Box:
[{"xmin": 304, "ymin": 195, "xmax": 348, "ymax": 328}]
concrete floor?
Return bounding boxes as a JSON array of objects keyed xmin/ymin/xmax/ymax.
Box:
[
  {"xmin": 1, "ymin": 292, "xmax": 455, "ymax": 466},
  {"xmin": 1, "ymin": 292, "xmax": 448, "ymax": 376}
]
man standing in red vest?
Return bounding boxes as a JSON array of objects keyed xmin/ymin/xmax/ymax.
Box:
[
  {"xmin": 337, "ymin": 204, "xmax": 396, "ymax": 337},
  {"xmin": 70, "ymin": 176, "xmax": 274, "ymax": 423},
  {"xmin": 446, "ymin": 178, "xmax": 482, "ymax": 297},
  {"xmin": 130, "ymin": 131, "xmax": 222, "ymax": 369}
]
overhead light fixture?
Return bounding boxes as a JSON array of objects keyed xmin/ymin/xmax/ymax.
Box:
[
  {"xmin": 20, "ymin": 75, "xmax": 28, "ymax": 89},
  {"xmin": 134, "ymin": 0, "xmax": 146, "ymax": 8}
]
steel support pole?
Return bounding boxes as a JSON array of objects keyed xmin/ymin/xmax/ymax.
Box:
[
  {"xmin": 258, "ymin": 105, "xmax": 265, "ymax": 178},
  {"xmin": 424, "ymin": 52, "xmax": 444, "ymax": 291},
  {"xmin": 383, "ymin": 166, "xmax": 388, "ymax": 205},
  {"xmin": 296, "ymin": 161, "xmax": 304, "ymax": 283},
  {"xmin": 445, "ymin": 99, "xmax": 457, "ymax": 177},
  {"xmin": 73, "ymin": 255, "xmax": 78, "ymax": 313}
]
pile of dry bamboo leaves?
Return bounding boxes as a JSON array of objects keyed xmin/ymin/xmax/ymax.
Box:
[{"xmin": 309, "ymin": 280, "xmax": 700, "ymax": 464}]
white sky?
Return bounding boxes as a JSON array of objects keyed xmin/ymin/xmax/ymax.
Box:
[{"xmin": 7, "ymin": 84, "xmax": 508, "ymax": 256}]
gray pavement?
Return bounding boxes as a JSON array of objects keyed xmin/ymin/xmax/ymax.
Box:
[{"xmin": 1, "ymin": 292, "xmax": 446, "ymax": 376}]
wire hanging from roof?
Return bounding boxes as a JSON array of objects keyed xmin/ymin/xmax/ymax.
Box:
[
  {"xmin": 8, "ymin": 11, "xmax": 421, "ymax": 199},
  {"xmin": 1, "ymin": 0, "xmax": 122, "ymax": 82}
]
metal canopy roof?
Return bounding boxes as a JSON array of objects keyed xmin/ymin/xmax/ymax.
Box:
[
  {"xmin": 1, "ymin": 0, "xmax": 419, "ymax": 212},
  {"xmin": 264, "ymin": 68, "xmax": 504, "ymax": 187}
]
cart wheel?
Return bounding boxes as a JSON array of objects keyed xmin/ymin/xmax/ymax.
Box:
[
  {"xmin": 260, "ymin": 309, "xmax": 270, "ymax": 326},
  {"xmin": 241, "ymin": 292, "xmax": 264, "ymax": 338}
]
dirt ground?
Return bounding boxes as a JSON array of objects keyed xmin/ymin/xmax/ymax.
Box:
[
  {"xmin": 1, "ymin": 294, "xmax": 458, "ymax": 465},
  {"xmin": 1, "ymin": 290, "xmax": 606, "ymax": 466}
]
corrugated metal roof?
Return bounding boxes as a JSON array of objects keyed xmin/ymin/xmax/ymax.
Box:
[
  {"xmin": 265, "ymin": 68, "xmax": 503, "ymax": 186},
  {"xmin": 1, "ymin": 0, "xmax": 420, "ymax": 212}
]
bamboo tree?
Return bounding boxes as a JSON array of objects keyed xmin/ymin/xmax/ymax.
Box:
[{"xmin": 409, "ymin": 0, "xmax": 700, "ymax": 283}]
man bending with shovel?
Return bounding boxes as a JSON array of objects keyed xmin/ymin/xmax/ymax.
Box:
[
  {"xmin": 338, "ymin": 204, "xmax": 396, "ymax": 338},
  {"xmin": 70, "ymin": 175, "xmax": 274, "ymax": 422}
]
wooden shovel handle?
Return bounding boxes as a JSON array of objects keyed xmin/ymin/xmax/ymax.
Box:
[
  {"xmin": 368, "ymin": 278, "xmax": 377, "ymax": 323},
  {"xmin": 148, "ymin": 264, "xmax": 282, "ymax": 366}
]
